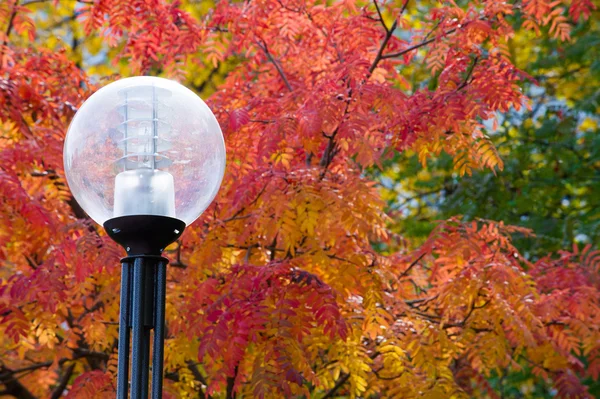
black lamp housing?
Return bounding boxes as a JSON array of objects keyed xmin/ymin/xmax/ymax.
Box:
[{"xmin": 104, "ymin": 215, "xmax": 186, "ymax": 256}]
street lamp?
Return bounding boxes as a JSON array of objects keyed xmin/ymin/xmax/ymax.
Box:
[{"xmin": 63, "ymin": 76, "xmax": 226, "ymax": 398}]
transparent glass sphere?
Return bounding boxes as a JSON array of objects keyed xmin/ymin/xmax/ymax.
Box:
[{"xmin": 64, "ymin": 76, "xmax": 226, "ymax": 226}]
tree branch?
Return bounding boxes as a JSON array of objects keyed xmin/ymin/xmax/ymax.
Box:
[
  {"xmin": 457, "ymin": 56, "xmax": 479, "ymax": 91},
  {"xmin": 374, "ymin": 367, "xmax": 404, "ymax": 380},
  {"xmin": 369, "ymin": 19, "xmax": 398, "ymax": 74},
  {"xmin": 381, "ymin": 27, "xmax": 459, "ymax": 60},
  {"xmin": 399, "ymin": 0, "xmax": 410, "ymax": 15},
  {"xmin": 28, "ymin": 168, "xmax": 91, "ymax": 221},
  {"xmin": 373, "ymin": 0, "xmax": 388, "ymax": 33},
  {"xmin": 4, "ymin": 0, "xmax": 20, "ymax": 43},
  {"xmin": 50, "ymin": 364, "xmax": 75, "ymax": 399},
  {"xmin": 186, "ymin": 361, "xmax": 211, "ymax": 399},
  {"xmin": 319, "ymin": 2, "xmax": 410, "ymax": 177},
  {"xmin": 318, "ymin": 79, "xmax": 353, "ymax": 178},
  {"xmin": 398, "ymin": 252, "xmax": 426, "ymax": 279},
  {"xmin": 0, "ymin": 366, "xmax": 37, "ymax": 399},
  {"xmin": 0, "ymin": 349, "xmax": 108, "ymax": 393},
  {"xmin": 255, "ymin": 40, "xmax": 293, "ymax": 92},
  {"xmin": 225, "ymin": 365, "xmax": 238, "ymax": 399},
  {"xmin": 368, "ymin": 0, "xmax": 409, "ymax": 74},
  {"xmin": 191, "ymin": 65, "xmax": 220, "ymax": 94},
  {"xmin": 321, "ymin": 352, "xmax": 379, "ymax": 398},
  {"xmin": 322, "ymin": 373, "xmax": 350, "ymax": 399},
  {"xmin": 391, "ymin": 184, "xmax": 453, "ymax": 210},
  {"xmin": 222, "ymin": 179, "xmax": 270, "ymax": 223},
  {"xmin": 404, "ymin": 295, "xmax": 437, "ymax": 307},
  {"xmin": 2, "ymin": 361, "xmax": 52, "ymax": 375}
]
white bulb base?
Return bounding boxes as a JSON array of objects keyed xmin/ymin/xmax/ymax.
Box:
[{"xmin": 114, "ymin": 169, "xmax": 176, "ymax": 218}]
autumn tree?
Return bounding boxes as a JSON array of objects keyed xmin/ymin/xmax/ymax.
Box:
[
  {"xmin": 380, "ymin": 13, "xmax": 600, "ymax": 259},
  {"xmin": 0, "ymin": 0, "xmax": 599, "ymax": 398}
]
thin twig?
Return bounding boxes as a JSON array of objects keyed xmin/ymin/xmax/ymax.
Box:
[
  {"xmin": 398, "ymin": 252, "xmax": 426, "ymax": 279},
  {"xmin": 225, "ymin": 365, "xmax": 238, "ymax": 399},
  {"xmin": 381, "ymin": 27, "xmax": 459, "ymax": 60},
  {"xmin": 187, "ymin": 361, "xmax": 212, "ymax": 399},
  {"xmin": 322, "ymin": 352, "xmax": 380, "ymax": 398},
  {"xmin": 4, "ymin": 0, "xmax": 19, "ymax": 43},
  {"xmin": 399, "ymin": 0, "xmax": 410, "ymax": 14},
  {"xmin": 322, "ymin": 374, "xmax": 350, "ymax": 399},
  {"xmin": 374, "ymin": 368, "xmax": 404, "ymax": 380},
  {"xmin": 255, "ymin": 39, "xmax": 293, "ymax": 92},
  {"xmin": 222, "ymin": 179, "xmax": 269, "ymax": 223},
  {"xmin": 391, "ymin": 185, "xmax": 449, "ymax": 210},
  {"xmin": 423, "ymin": 18, "xmax": 444, "ymax": 41},
  {"xmin": 50, "ymin": 364, "xmax": 75, "ymax": 399},
  {"xmin": 369, "ymin": 18, "xmax": 398, "ymax": 74},
  {"xmin": 368, "ymin": 0, "xmax": 409, "ymax": 74},
  {"xmin": 457, "ymin": 56, "xmax": 479, "ymax": 91},
  {"xmin": 405, "ymin": 295, "xmax": 438, "ymax": 306},
  {"xmin": 373, "ymin": 0, "xmax": 388, "ymax": 33}
]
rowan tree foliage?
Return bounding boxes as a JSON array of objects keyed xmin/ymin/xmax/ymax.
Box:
[
  {"xmin": 380, "ymin": 14, "xmax": 600, "ymax": 260},
  {"xmin": 0, "ymin": 0, "xmax": 598, "ymax": 398}
]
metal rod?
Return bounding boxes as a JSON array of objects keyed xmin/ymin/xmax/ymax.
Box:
[
  {"xmin": 151, "ymin": 84, "xmax": 157, "ymax": 170},
  {"xmin": 116, "ymin": 262, "xmax": 132, "ymax": 399},
  {"xmin": 130, "ymin": 258, "xmax": 146, "ymax": 399},
  {"xmin": 124, "ymin": 91, "xmax": 128, "ymax": 172},
  {"xmin": 151, "ymin": 260, "xmax": 167, "ymax": 398},
  {"xmin": 140, "ymin": 328, "xmax": 151, "ymax": 399},
  {"xmin": 140, "ymin": 265, "xmax": 154, "ymax": 399}
]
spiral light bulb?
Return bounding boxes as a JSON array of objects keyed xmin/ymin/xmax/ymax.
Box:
[{"xmin": 113, "ymin": 84, "xmax": 176, "ymax": 219}]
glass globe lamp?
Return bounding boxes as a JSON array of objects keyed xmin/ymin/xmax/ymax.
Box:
[{"xmin": 64, "ymin": 76, "xmax": 226, "ymax": 254}]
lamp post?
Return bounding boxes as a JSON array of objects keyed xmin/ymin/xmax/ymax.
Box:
[{"xmin": 63, "ymin": 76, "xmax": 226, "ymax": 398}]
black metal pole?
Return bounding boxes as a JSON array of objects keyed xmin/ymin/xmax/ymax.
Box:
[
  {"xmin": 115, "ymin": 256, "xmax": 171, "ymax": 399},
  {"xmin": 106, "ymin": 215, "xmax": 185, "ymax": 399}
]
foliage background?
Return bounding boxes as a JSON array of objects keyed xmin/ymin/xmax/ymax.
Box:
[{"xmin": 0, "ymin": 0, "xmax": 599, "ymax": 398}]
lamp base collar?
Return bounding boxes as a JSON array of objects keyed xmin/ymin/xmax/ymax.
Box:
[{"xmin": 104, "ymin": 215, "xmax": 186, "ymax": 256}]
